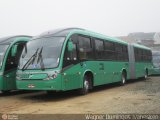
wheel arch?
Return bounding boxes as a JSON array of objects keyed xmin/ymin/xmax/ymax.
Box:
[
  {"xmin": 121, "ymin": 68, "xmax": 127, "ymax": 79},
  {"xmin": 82, "ymin": 70, "xmax": 94, "ymax": 88},
  {"xmin": 145, "ymin": 67, "xmax": 148, "ymax": 75}
]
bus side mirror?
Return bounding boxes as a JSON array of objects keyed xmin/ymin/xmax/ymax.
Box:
[
  {"xmin": 11, "ymin": 44, "xmax": 18, "ymax": 57},
  {"xmin": 68, "ymin": 41, "xmax": 74, "ymax": 52}
]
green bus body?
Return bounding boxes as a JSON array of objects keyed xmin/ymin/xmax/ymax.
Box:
[
  {"xmin": 16, "ymin": 28, "xmax": 152, "ymax": 93},
  {"xmin": 0, "ymin": 36, "xmax": 31, "ymax": 93}
]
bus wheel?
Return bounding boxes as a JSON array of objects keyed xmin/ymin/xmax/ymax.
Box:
[
  {"xmin": 144, "ymin": 69, "xmax": 148, "ymax": 80},
  {"xmin": 79, "ymin": 75, "xmax": 90, "ymax": 95},
  {"xmin": 120, "ymin": 72, "xmax": 126, "ymax": 86}
]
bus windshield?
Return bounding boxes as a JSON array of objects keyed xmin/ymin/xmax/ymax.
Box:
[
  {"xmin": 0, "ymin": 45, "xmax": 9, "ymax": 67},
  {"xmin": 152, "ymin": 52, "xmax": 160, "ymax": 68},
  {"xmin": 19, "ymin": 36, "xmax": 65, "ymax": 70}
]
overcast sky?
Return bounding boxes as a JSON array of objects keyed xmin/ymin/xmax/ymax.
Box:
[{"xmin": 0, "ymin": 0, "xmax": 160, "ymax": 37}]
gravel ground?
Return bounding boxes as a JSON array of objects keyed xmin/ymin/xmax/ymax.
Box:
[{"xmin": 0, "ymin": 76, "xmax": 160, "ymax": 115}]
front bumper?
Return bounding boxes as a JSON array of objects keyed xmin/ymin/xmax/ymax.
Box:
[{"xmin": 16, "ymin": 78, "xmax": 62, "ymax": 91}]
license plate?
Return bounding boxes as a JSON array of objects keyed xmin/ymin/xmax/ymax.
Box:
[{"xmin": 28, "ymin": 84, "xmax": 35, "ymax": 88}]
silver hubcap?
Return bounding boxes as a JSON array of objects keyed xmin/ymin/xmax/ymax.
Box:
[
  {"xmin": 122, "ymin": 75, "xmax": 125, "ymax": 84},
  {"xmin": 145, "ymin": 73, "xmax": 147, "ymax": 79},
  {"xmin": 84, "ymin": 80, "xmax": 89, "ymax": 91}
]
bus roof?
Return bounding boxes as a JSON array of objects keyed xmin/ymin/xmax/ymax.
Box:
[
  {"xmin": 74, "ymin": 29, "xmax": 128, "ymax": 44},
  {"xmin": 38, "ymin": 28, "xmax": 84, "ymax": 37},
  {"xmin": 0, "ymin": 35, "xmax": 32, "ymax": 45},
  {"xmin": 133, "ymin": 43, "xmax": 151, "ymax": 50},
  {"xmin": 36, "ymin": 28, "xmax": 127, "ymax": 45}
]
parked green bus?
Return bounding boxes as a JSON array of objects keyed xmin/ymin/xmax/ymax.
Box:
[
  {"xmin": 0, "ymin": 36, "xmax": 31, "ymax": 94},
  {"xmin": 16, "ymin": 28, "xmax": 152, "ymax": 94}
]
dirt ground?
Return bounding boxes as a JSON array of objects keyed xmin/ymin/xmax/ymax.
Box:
[{"xmin": 0, "ymin": 76, "xmax": 160, "ymax": 114}]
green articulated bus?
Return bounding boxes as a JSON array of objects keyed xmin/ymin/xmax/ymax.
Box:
[
  {"xmin": 16, "ymin": 28, "xmax": 152, "ymax": 95},
  {"xmin": 0, "ymin": 36, "xmax": 31, "ymax": 94}
]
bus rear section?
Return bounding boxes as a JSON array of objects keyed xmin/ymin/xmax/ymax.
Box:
[{"xmin": 128, "ymin": 43, "xmax": 152, "ymax": 79}]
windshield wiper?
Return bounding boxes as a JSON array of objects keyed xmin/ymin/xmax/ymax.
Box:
[
  {"xmin": 37, "ymin": 47, "xmax": 45, "ymax": 70},
  {"xmin": 22, "ymin": 48, "xmax": 39, "ymax": 71}
]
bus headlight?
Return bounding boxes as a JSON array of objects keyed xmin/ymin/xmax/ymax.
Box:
[
  {"xmin": 16, "ymin": 76, "xmax": 22, "ymax": 80},
  {"xmin": 43, "ymin": 73, "xmax": 58, "ymax": 80},
  {"xmin": 52, "ymin": 74, "xmax": 57, "ymax": 79}
]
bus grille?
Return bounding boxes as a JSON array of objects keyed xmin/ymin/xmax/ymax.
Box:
[{"xmin": 20, "ymin": 74, "xmax": 30, "ymax": 79}]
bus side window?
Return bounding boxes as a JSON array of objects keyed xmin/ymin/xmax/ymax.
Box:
[
  {"xmin": 78, "ymin": 35, "xmax": 93, "ymax": 60},
  {"xmin": 104, "ymin": 41, "xmax": 115, "ymax": 60},
  {"xmin": 115, "ymin": 44, "xmax": 123, "ymax": 61},
  {"xmin": 94, "ymin": 39, "xmax": 104, "ymax": 60}
]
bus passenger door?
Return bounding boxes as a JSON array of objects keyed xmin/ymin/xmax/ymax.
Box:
[
  {"xmin": 3, "ymin": 52, "xmax": 17, "ymax": 90},
  {"xmin": 3, "ymin": 70, "xmax": 16, "ymax": 90},
  {"xmin": 62, "ymin": 36, "xmax": 81, "ymax": 90},
  {"xmin": 4, "ymin": 43, "xmax": 26, "ymax": 90}
]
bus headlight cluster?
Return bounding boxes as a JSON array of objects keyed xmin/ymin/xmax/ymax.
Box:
[
  {"xmin": 16, "ymin": 74, "xmax": 22, "ymax": 80},
  {"xmin": 43, "ymin": 73, "xmax": 58, "ymax": 80}
]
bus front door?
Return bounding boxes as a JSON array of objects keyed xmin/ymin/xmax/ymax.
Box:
[
  {"xmin": 3, "ymin": 69, "xmax": 16, "ymax": 90},
  {"xmin": 62, "ymin": 63, "xmax": 82, "ymax": 90},
  {"xmin": 62, "ymin": 42, "xmax": 81, "ymax": 90}
]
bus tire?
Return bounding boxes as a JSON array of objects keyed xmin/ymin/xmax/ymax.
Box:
[
  {"xmin": 120, "ymin": 72, "xmax": 126, "ymax": 86},
  {"xmin": 144, "ymin": 69, "xmax": 148, "ymax": 80},
  {"xmin": 79, "ymin": 75, "xmax": 90, "ymax": 95}
]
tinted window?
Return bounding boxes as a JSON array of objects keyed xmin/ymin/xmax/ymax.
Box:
[
  {"xmin": 104, "ymin": 41, "xmax": 116, "ymax": 60},
  {"xmin": 115, "ymin": 44, "xmax": 123, "ymax": 61},
  {"xmin": 95, "ymin": 39, "xmax": 104, "ymax": 51},
  {"xmin": 104, "ymin": 41, "xmax": 114, "ymax": 51},
  {"xmin": 78, "ymin": 35, "xmax": 93, "ymax": 60},
  {"xmin": 134, "ymin": 47, "xmax": 152, "ymax": 62},
  {"xmin": 79, "ymin": 36, "xmax": 91, "ymax": 49},
  {"xmin": 95, "ymin": 39, "xmax": 104, "ymax": 59},
  {"xmin": 122, "ymin": 45, "xmax": 129, "ymax": 61}
]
